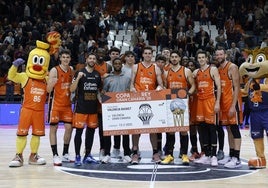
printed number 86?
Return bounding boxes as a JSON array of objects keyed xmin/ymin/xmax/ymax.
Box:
[{"xmin": 33, "ymin": 96, "xmax": 41, "ymax": 102}]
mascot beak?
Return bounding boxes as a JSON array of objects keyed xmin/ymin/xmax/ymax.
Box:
[{"xmin": 33, "ymin": 64, "xmax": 43, "ymax": 72}]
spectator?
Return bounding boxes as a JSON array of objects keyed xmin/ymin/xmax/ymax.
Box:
[
  {"xmin": 13, "ymin": 44, "xmax": 26, "ymax": 61},
  {"xmin": 87, "ymin": 35, "xmax": 96, "ymax": 52},
  {"xmin": 159, "ymin": 28, "xmax": 169, "ymax": 51},
  {"xmin": 216, "ymin": 6, "xmax": 225, "ymax": 30},
  {"xmin": 97, "ymin": 32, "xmax": 108, "ymax": 49},
  {"xmin": 195, "ymin": 30, "xmax": 210, "ymax": 51},
  {"xmin": 3, "ymin": 32, "xmax": 15, "ymax": 46},
  {"xmin": 185, "ymin": 25, "xmax": 196, "ymax": 57},
  {"xmin": 0, "ymin": 50, "xmax": 12, "ymax": 76},
  {"xmin": 4, "ymin": 73, "xmax": 14, "ymax": 101},
  {"xmin": 215, "ymin": 29, "xmax": 228, "ymax": 49},
  {"xmin": 205, "ymin": 39, "xmax": 216, "ymax": 55},
  {"xmin": 229, "ymin": 42, "xmax": 241, "ymax": 66},
  {"xmin": 176, "ymin": 11, "xmax": 187, "ymax": 30},
  {"xmin": 253, "ymin": 20, "xmax": 263, "ymax": 46},
  {"xmin": 200, "ymin": 4, "xmax": 209, "ymax": 25},
  {"xmin": 14, "ymin": 30, "xmax": 27, "ymax": 49},
  {"xmin": 245, "ymin": 9, "xmax": 254, "ymax": 31}
]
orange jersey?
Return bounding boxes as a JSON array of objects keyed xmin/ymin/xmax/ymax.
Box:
[
  {"xmin": 166, "ymin": 66, "xmax": 188, "ymax": 89},
  {"xmin": 195, "ymin": 66, "xmax": 215, "ymax": 100},
  {"xmin": 94, "ymin": 61, "xmax": 112, "ymax": 113},
  {"xmin": 163, "ymin": 63, "xmax": 171, "ymax": 71},
  {"xmin": 94, "ymin": 61, "xmax": 112, "ymax": 77},
  {"xmin": 218, "ymin": 62, "xmax": 242, "ymax": 111},
  {"xmin": 218, "ymin": 62, "xmax": 243, "ymax": 124},
  {"xmin": 48, "ymin": 66, "xmax": 73, "ymax": 110},
  {"xmin": 134, "ymin": 62, "xmax": 157, "ymax": 91},
  {"xmin": 22, "ymin": 78, "xmax": 47, "ymax": 111},
  {"xmin": 195, "ymin": 66, "xmax": 217, "ymax": 124}
]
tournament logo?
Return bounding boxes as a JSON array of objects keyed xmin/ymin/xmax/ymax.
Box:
[{"xmin": 138, "ymin": 104, "xmax": 154, "ymax": 125}]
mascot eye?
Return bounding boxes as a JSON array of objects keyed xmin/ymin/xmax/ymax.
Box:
[
  {"xmin": 247, "ymin": 55, "xmax": 253, "ymax": 63},
  {"xmin": 32, "ymin": 55, "xmax": 39, "ymax": 64},
  {"xmin": 39, "ymin": 57, "xmax": 45, "ymax": 65},
  {"xmin": 256, "ymin": 54, "xmax": 266, "ymax": 63}
]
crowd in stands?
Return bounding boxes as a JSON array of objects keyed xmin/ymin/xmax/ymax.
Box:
[{"xmin": 0, "ymin": 0, "xmax": 268, "ymax": 101}]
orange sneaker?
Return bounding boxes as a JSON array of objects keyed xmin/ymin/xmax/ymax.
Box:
[{"xmin": 248, "ymin": 157, "xmax": 266, "ymax": 169}]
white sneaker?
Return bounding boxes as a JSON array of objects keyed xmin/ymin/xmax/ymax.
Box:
[
  {"xmin": 99, "ymin": 149, "xmax": 105, "ymax": 161},
  {"xmin": 218, "ymin": 156, "xmax": 231, "ymax": 165},
  {"xmin": 123, "ymin": 155, "xmax": 132, "ymax": 163},
  {"xmin": 194, "ymin": 155, "xmax": 211, "ymax": 164},
  {"xmin": 101, "ymin": 155, "xmax": 111, "ymax": 164},
  {"xmin": 62, "ymin": 153, "xmax": 74, "ymax": 163},
  {"xmin": 9, "ymin": 154, "xmax": 24, "ymax": 167},
  {"xmin": 224, "ymin": 157, "xmax": 242, "ymax": 169},
  {"xmin": 28, "ymin": 154, "xmax": 46, "ymax": 165},
  {"xmin": 53, "ymin": 155, "xmax": 62, "ymax": 166},
  {"xmin": 211, "ymin": 156, "xmax": 218, "ymax": 167},
  {"xmin": 112, "ymin": 148, "xmax": 120, "ymax": 158}
]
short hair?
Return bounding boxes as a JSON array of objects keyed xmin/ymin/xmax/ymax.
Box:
[
  {"xmin": 124, "ymin": 50, "xmax": 135, "ymax": 57},
  {"xmin": 196, "ymin": 50, "xmax": 207, "ymax": 57},
  {"xmin": 85, "ymin": 52, "xmax": 97, "ymax": 58},
  {"xmin": 155, "ymin": 54, "xmax": 166, "ymax": 62},
  {"xmin": 142, "ymin": 46, "xmax": 153, "ymax": 53},
  {"xmin": 182, "ymin": 56, "xmax": 189, "ymax": 60},
  {"xmin": 161, "ymin": 47, "xmax": 171, "ymax": 52},
  {"xmin": 59, "ymin": 49, "xmax": 71, "ymax": 56},
  {"xmin": 112, "ymin": 57, "xmax": 122, "ymax": 64},
  {"xmin": 108, "ymin": 47, "xmax": 120, "ymax": 54},
  {"xmin": 216, "ymin": 46, "xmax": 226, "ymax": 53},
  {"xmin": 170, "ymin": 50, "xmax": 181, "ymax": 57}
]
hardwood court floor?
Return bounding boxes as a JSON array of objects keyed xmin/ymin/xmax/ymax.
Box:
[{"xmin": 0, "ymin": 126, "xmax": 267, "ymax": 188}]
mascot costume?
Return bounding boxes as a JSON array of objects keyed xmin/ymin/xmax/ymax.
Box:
[
  {"xmin": 8, "ymin": 32, "xmax": 61, "ymax": 167},
  {"xmin": 239, "ymin": 46, "xmax": 268, "ymax": 169}
]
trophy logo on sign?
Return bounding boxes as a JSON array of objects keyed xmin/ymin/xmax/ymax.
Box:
[
  {"xmin": 138, "ymin": 104, "xmax": 154, "ymax": 125},
  {"xmin": 170, "ymin": 98, "xmax": 186, "ymax": 126}
]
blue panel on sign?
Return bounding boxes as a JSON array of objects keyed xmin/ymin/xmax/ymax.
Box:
[{"xmin": 0, "ymin": 104, "xmax": 21, "ymax": 125}]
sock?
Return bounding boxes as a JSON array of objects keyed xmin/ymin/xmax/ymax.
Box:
[
  {"xmin": 30, "ymin": 135, "xmax": 40, "ymax": 154},
  {"xmin": 229, "ymin": 148, "xmax": 234, "ymax": 157},
  {"xmin": 63, "ymin": 144, "xmax": 69, "ymax": 155},
  {"xmin": 16, "ymin": 136, "xmax": 27, "ymax": 154},
  {"xmin": 51, "ymin": 145, "xmax": 58, "ymax": 156}
]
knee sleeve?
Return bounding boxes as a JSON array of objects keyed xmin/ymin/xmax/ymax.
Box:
[
  {"xmin": 230, "ymin": 125, "xmax": 241, "ymax": 139},
  {"xmin": 209, "ymin": 124, "xmax": 217, "ymax": 145}
]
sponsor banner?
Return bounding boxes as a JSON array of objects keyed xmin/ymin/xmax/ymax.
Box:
[{"xmin": 102, "ymin": 89, "xmax": 189, "ymax": 136}]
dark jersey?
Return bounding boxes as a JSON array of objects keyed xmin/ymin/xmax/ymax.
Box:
[{"xmin": 73, "ymin": 68, "xmax": 102, "ymax": 114}]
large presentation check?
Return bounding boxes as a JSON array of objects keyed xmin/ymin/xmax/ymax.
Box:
[{"xmin": 101, "ymin": 89, "xmax": 189, "ymax": 136}]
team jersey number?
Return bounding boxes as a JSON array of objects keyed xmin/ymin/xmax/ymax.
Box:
[{"xmin": 33, "ymin": 95, "xmax": 41, "ymax": 102}]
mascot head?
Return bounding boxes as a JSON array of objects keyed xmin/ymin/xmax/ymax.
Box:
[
  {"xmin": 26, "ymin": 31, "xmax": 61, "ymax": 79},
  {"xmin": 239, "ymin": 47, "xmax": 268, "ymax": 79}
]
